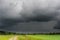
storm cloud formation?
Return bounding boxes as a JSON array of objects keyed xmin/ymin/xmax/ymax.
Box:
[{"xmin": 0, "ymin": 0, "xmax": 60, "ymax": 32}]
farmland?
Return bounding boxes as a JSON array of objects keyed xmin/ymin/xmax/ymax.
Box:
[{"xmin": 0, "ymin": 35, "xmax": 60, "ymax": 40}]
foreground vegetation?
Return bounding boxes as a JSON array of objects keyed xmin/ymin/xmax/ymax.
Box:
[
  {"xmin": 0, "ymin": 31, "xmax": 60, "ymax": 40},
  {"xmin": 0, "ymin": 35, "xmax": 60, "ymax": 40}
]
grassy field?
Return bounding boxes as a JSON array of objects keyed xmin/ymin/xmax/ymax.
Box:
[{"xmin": 0, "ymin": 35, "xmax": 60, "ymax": 40}]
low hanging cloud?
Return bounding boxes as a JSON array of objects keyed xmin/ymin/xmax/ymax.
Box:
[
  {"xmin": 0, "ymin": 0, "xmax": 59, "ymax": 22},
  {"xmin": 0, "ymin": 0, "xmax": 60, "ymax": 32}
]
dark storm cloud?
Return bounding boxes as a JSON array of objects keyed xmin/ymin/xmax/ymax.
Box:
[
  {"xmin": 0, "ymin": 0, "xmax": 59, "ymax": 22},
  {"xmin": 0, "ymin": 0, "xmax": 60, "ymax": 32}
]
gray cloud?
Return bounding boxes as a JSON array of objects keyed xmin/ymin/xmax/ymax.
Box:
[{"xmin": 0, "ymin": 0, "xmax": 60, "ymax": 32}]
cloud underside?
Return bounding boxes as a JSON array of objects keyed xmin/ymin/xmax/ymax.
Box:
[{"xmin": 0, "ymin": 0, "xmax": 60, "ymax": 30}]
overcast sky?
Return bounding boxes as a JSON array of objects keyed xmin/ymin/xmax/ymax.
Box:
[{"xmin": 0, "ymin": 0, "xmax": 60, "ymax": 33}]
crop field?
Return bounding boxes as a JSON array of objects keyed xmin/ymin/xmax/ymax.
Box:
[{"xmin": 0, "ymin": 35, "xmax": 60, "ymax": 40}]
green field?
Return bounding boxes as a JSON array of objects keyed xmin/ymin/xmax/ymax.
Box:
[{"xmin": 0, "ymin": 35, "xmax": 60, "ymax": 40}]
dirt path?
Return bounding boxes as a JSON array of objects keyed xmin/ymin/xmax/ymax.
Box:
[
  {"xmin": 9, "ymin": 36, "xmax": 19, "ymax": 40},
  {"xmin": 9, "ymin": 35, "xmax": 30, "ymax": 40}
]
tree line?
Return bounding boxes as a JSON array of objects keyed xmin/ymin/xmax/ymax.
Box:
[{"xmin": 0, "ymin": 31, "xmax": 60, "ymax": 35}]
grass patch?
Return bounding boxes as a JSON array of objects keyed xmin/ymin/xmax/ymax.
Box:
[{"xmin": 0, "ymin": 35, "xmax": 60, "ymax": 40}]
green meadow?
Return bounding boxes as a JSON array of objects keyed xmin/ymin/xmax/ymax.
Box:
[{"xmin": 0, "ymin": 35, "xmax": 60, "ymax": 40}]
